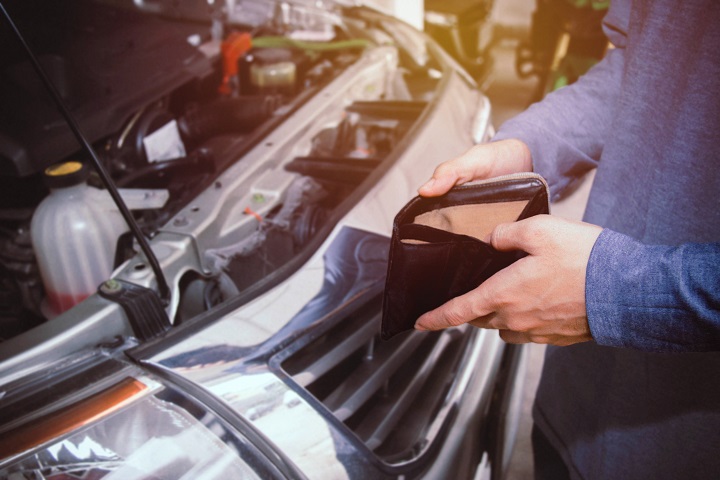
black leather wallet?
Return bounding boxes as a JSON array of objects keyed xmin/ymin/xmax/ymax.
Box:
[{"xmin": 380, "ymin": 173, "xmax": 550, "ymax": 340}]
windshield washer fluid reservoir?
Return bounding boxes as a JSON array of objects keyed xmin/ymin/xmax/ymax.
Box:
[{"xmin": 31, "ymin": 161, "xmax": 128, "ymax": 318}]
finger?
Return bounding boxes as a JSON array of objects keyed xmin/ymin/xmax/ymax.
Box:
[
  {"xmin": 468, "ymin": 313, "xmax": 498, "ymax": 330},
  {"xmin": 498, "ymin": 330, "xmax": 531, "ymax": 344},
  {"xmin": 415, "ymin": 288, "xmax": 495, "ymax": 331}
]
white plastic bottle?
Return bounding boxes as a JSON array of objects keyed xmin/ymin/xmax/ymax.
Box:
[{"xmin": 31, "ymin": 161, "xmax": 128, "ymax": 318}]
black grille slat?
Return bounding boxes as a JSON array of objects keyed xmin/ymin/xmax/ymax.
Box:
[
  {"xmin": 324, "ymin": 333, "xmax": 425, "ymax": 421},
  {"xmin": 279, "ymin": 298, "xmax": 473, "ymax": 463},
  {"xmin": 355, "ymin": 332, "xmax": 455, "ymax": 449},
  {"xmin": 293, "ymin": 318, "xmax": 378, "ymax": 387}
]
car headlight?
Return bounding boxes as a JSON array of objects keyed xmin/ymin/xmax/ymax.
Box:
[{"xmin": 0, "ymin": 374, "xmax": 282, "ymax": 479}]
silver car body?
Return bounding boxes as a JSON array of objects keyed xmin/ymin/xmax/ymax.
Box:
[{"xmin": 0, "ymin": 1, "xmax": 523, "ymax": 478}]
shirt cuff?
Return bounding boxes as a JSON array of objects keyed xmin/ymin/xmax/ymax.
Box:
[{"xmin": 585, "ymin": 229, "xmax": 720, "ymax": 352}]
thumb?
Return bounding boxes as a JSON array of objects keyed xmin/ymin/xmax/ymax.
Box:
[
  {"xmin": 418, "ymin": 140, "xmax": 533, "ymax": 198},
  {"xmin": 488, "ymin": 216, "xmax": 548, "ymax": 255},
  {"xmin": 418, "ymin": 173, "xmax": 459, "ymax": 197},
  {"xmin": 418, "ymin": 152, "xmax": 486, "ymax": 197},
  {"xmin": 418, "ymin": 165, "xmax": 466, "ymax": 197}
]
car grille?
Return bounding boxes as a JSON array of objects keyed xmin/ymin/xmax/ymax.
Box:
[{"xmin": 277, "ymin": 297, "xmax": 471, "ymax": 464}]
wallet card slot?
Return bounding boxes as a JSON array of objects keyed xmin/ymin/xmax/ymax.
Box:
[
  {"xmin": 410, "ymin": 200, "xmax": 528, "ymax": 241},
  {"xmin": 398, "ymin": 223, "xmax": 494, "ymax": 248}
]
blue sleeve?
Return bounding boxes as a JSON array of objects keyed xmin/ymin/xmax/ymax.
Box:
[
  {"xmin": 493, "ymin": 0, "xmax": 631, "ymax": 199},
  {"xmin": 586, "ymin": 229, "xmax": 720, "ymax": 352}
]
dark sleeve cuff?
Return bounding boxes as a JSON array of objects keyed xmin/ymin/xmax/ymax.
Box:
[{"xmin": 586, "ymin": 230, "xmax": 720, "ymax": 352}]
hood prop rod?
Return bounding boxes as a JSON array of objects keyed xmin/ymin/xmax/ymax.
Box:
[{"xmin": 0, "ymin": 2, "xmax": 171, "ymax": 305}]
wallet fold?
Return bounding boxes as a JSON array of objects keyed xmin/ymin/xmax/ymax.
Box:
[{"xmin": 381, "ymin": 173, "xmax": 550, "ymax": 340}]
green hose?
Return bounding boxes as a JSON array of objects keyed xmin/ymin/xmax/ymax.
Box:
[
  {"xmin": 564, "ymin": 0, "xmax": 609, "ymax": 10},
  {"xmin": 252, "ymin": 36, "xmax": 371, "ymax": 52}
]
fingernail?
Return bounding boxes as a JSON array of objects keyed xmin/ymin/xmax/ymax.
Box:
[
  {"xmin": 419, "ymin": 178, "xmax": 435, "ymax": 192},
  {"xmin": 414, "ymin": 322, "xmax": 428, "ymax": 331}
]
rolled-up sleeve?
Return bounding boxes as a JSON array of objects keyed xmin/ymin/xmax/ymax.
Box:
[{"xmin": 586, "ymin": 229, "xmax": 720, "ymax": 352}]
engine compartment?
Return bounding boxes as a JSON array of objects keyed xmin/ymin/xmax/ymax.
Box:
[{"xmin": 0, "ymin": 0, "xmax": 447, "ymax": 342}]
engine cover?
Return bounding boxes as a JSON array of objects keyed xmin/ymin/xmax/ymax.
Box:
[{"xmin": 0, "ymin": 0, "xmax": 213, "ymax": 177}]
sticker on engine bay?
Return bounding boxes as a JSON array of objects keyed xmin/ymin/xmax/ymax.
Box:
[{"xmin": 143, "ymin": 120, "xmax": 187, "ymax": 163}]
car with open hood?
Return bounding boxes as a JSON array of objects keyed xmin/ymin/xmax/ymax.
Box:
[{"xmin": 0, "ymin": 1, "xmax": 525, "ymax": 478}]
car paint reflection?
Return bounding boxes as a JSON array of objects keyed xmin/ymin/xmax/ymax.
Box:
[{"xmin": 149, "ymin": 227, "xmax": 392, "ymax": 478}]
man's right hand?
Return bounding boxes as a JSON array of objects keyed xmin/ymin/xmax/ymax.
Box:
[{"xmin": 418, "ymin": 138, "xmax": 533, "ymax": 197}]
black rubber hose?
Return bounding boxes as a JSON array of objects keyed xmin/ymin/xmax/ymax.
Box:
[
  {"xmin": 116, "ymin": 149, "xmax": 215, "ymax": 188},
  {"xmin": 178, "ymin": 95, "xmax": 281, "ymax": 144}
]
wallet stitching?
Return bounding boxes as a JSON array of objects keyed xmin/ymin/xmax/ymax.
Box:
[{"xmin": 397, "ymin": 178, "xmax": 547, "ymax": 223}]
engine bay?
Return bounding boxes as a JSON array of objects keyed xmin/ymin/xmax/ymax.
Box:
[{"xmin": 0, "ymin": 0, "xmax": 447, "ymax": 342}]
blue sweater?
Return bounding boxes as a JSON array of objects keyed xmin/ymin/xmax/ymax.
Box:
[{"xmin": 494, "ymin": 0, "xmax": 720, "ymax": 477}]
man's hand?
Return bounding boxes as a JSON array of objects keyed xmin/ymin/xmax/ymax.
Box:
[
  {"xmin": 414, "ymin": 215, "xmax": 603, "ymax": 346},
  {"xmin": 418, "ymin": 138, "xmax": 533, "ymax": 197}
]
